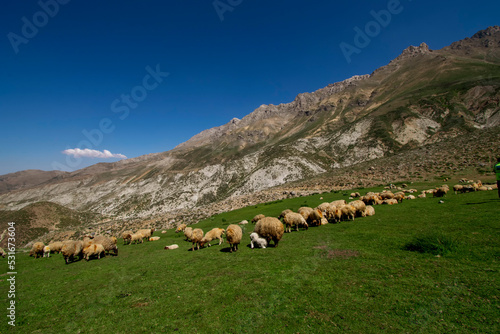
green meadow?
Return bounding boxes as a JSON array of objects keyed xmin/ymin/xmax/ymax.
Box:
[{"xmin": 1, "ymin": 182, "xmax": 499, "ymax": 333}]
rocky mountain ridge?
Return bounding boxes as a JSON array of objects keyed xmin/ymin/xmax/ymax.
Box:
[{"xmin": 1, "ymin": 27, "xmax": 499, "ymax": 240}]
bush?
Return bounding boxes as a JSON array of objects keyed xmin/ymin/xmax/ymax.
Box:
[{"xmin": 403, "ymin": 233, "xmax": 458, "ymax": 256}]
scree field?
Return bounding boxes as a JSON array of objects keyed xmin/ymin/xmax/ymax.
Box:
[{"xmin": 1, "ymin": 181, "xmax": 499, "ymax": 333}]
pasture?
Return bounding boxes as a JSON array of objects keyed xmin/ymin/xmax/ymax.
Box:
[{"xmin": 1, "ymin": 182, "xmax": 499, "ymax": 333}]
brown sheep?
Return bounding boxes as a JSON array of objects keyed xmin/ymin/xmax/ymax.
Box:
[
  {"xmin": 348, "ymin": 200, "xmax": 367, "ymax": 217},
  {"xmin": 184, "ymin": 227, "xmax": 193, "ymax": 241},
  {"xmin": 83, "ymin": 243, "xmax": 105, "ymax": 261},
  {"xmin": 340, "ymin": 205, "xmax": 356, "ymax": 221},
  {"xmin": 61, "ymin": 240, "xmax": 84, "ymax": 264},
  {"xmin": 307, "ymin": 209, "xmax": 323, "ymax": 227},
  {"xmin": 48, "ymin": 241, "xmax": 64, "ymax": 254},
  {"xmin": 251, "ymin": 214, "xmax": 265, "ymax": 224},
  {"xmin": 190, "ymin": 228, "xmax": 204, "ymax": 251},
  {"xmin": 226, "ymin": 224, "xmax": 242, "ymax": 253},
  {"xmin": 199, "ymin": 228, "xmax": 225, "ymax": 248},
  {"xmin": 29, "ymin": 242, "xmax": 45, "ymax": 259},
  {"xmin": 254, "ymin": 217, "xmax": 284, "ymax": 247},
  {"xmin": 93, "ymin": 235, "xmax": 118, "ymax": 255}
]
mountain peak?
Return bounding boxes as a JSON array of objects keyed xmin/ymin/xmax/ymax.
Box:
[{"xmin": 472, "ymin": 25, "xmax": 500, "ymax": 39}]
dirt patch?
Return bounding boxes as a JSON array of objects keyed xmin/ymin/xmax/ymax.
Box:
[{"xmin": 314, "ymin": 245, "xmax": 360, "ymax": 259}]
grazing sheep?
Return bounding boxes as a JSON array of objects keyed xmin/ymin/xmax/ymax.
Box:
[
  {"xmin": 239, "ymin": 220, "xmax": 249, "ymax": 225},
  {"xmin": 184, "ymin": 227, "xmax": 193, "ymax": 241},
  {"xmin": 128, "ymin": 233, "xmax": 144, "ymax": 244},
  {"xmin": 418, "ymin": 192, "xmax": 426, "ymax": 198},
  {"xmin": 226, "ymin": 224, "xmax": 242, "ymax": 253},
  {"xmin": 250, "ymin": 232, "xmax": 267, "ymax": 249},
  {"xmin": 298, "ymin": 207, "xmax": 314, "ymax": 220},
  {"xmin": 315, "ymin": 203, "xmax": 331, "ymax": 215},
  {"xmin": 380, "ymin": 191, "xmax": 395, "ymax": 200},
  {"xmin": 199, "ymin": 228, "xmax": 225, "ymax": 247},
  {"xmin": 253, "ymin": 217, "xmax": 284, "ymax": 248},
  {"xmin": 251, "ymin": 214, "xmax": 265, "ymax": 224},
  {"xmin": 364, "ymin": 206, "xmax": 375, "ymax": 216},
  {"xmin": 382, "ymin": 199, "xmax": 398, "ymax": 205},
  {"xmin": 283, "ymin": 212, "xmax": 308, "ymax": 233},
  {"xmin": 121, "ymin": 230, "xmax": 133, "ymax": 245},
  {"xmin": 340, "ymin": 205, "xmax": 356, "ymax": 221},
  {"xmin": 453, "ymin": 184, "xmax": 463, "ymax": 194},
  {"xmin": 29, "ymin": 242, "xmax": 45, "ymax": 259},
  {"xmin": 137, "ymin": 228, "xmax": 155, "ymax": 241},
  {"xmin": 348, "ymin": 200, "xmax": 367, "ymax": 217},
  {"xmin": 433, "ymin": 186, "xmax": 448, "ymax": 198},
  {"xmin": 149, "ymin": 236, "xmax": 161, "ymax": 241},
  {"xmin": 307, "ymin": 209, "xmax": 324, "ymax": 227},
  {"xmin": 61, "ymin": 240, "xmax": 84, "ymax": 264},
  {"xmin": 330, "ymin": 200, "xmax": 346, "ymax": 208},
  {"xmin": 393, "ymin": 192, "xmax": 405, "ymax": 203},
  {"xmin": 407, "ymin": 195, "xmax": 416, "ymax": 200},
  {"xmin": 0, "ymin": 247, "xmax": 6, "ymax": 258},
  {"xmin": 93, "ymin": 235, "xmax": 118, "ymax": 255},
  {"xmin": 324, "ymin": 205, "xmax": 342, "ymax": 223},
  {"xmin": 350, "ymin": 192, "xmax": 361, "ymax": 198},
  {"xmin": 43, "ymin": 246, "xmax": 51, "ymax": 258},
  {"xmin": 361, "ymin": 194, "xmax": 379, "ymax": 206},
  {"xmin": 48, "ymin": 241, "xmax": 64, "ymax": 254},
  {"xmin": 175, "ymin": 224, "xmax": 187, "ymax": 233},
  {"xmin": 164, "ymin": 244, "xmax": 179, "ymax": 250},
  {"xmin": 278, "ymin": 209, "xmax": 293, "ymax": 220},
  {"xmin": 190, "ymin": 228, "xmax": 204, "ymax": 251},
  {"xmin": 83, "ymin": 243, "xmax": 105, "ymax": 261}
]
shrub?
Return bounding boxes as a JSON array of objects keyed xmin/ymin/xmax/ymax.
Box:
[{"xmin": 403, "ymin": 233, "xmax": 458, "ymax": 256}]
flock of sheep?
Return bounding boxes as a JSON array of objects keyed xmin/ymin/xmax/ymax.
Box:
[{"xmin": 25, "ymin": 179, "xmax": 496, "ymax": 261}]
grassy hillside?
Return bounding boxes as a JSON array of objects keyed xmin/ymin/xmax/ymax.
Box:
[{"xmin": 1, "ymin": 182, "xmax": 499, "ymax": 333}]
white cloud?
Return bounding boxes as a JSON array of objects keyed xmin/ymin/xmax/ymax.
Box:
[{"xmin": 62, "ymin": 148, "xmax": 127, "ymax": 159}]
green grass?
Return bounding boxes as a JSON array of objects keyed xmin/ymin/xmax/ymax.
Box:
[{"xmin": 1, "ymin": 183, "xmax": 499, "ymax": 333}]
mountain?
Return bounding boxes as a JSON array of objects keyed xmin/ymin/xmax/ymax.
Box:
[{"xmin": 1, "ymin": 26, "xmax": 499, "ymax": 230}]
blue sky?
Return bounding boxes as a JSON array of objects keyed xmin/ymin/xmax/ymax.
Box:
[{"xmin": 1, "ymin": 0, "xmax": 499, "ymax": 175}]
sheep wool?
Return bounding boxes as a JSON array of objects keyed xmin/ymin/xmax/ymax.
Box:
[
  {"xmin": 164, "ymin": 244, "xmax": 179, "ymax": 250},
  {"xmin": 365, "ymin": 206, "xmax": 375, "ymax": 216},
  {"xmin": 128, "ymin": 233, "xmax": 144, "ymax": 244},
  {"xmin": 121, "ymin": 230, "xmax": 133, "ymax": 244},
  {"xmin": 149, "ymin": 236, "xmax": 161, "ymax": 241},
  {"xmin": 283, "ymin": 212, "xmax": 308, "ymax": 233},
  {"xmin": 61, "ymin": 240, "xmax": 84, "ymax": 264},
  {"xmin": 307, "ymin": 209, "xmax": 323, "ymax": 227},
  {"xmin": 29, "ymin": 242, "xmax": 45, "ymax": 259},
  {"xmin": 226, "ymin": 224, "xmax": 242, "ymax": 253},
  {"xmin": 43, "ymin": 246, "xmax": 51, "ymax": 258},
  {"xmin": 83, "ymin": 243, "xmax": 105, "ymax": 261},
  {"xmin": 190, "ymin": 228, "xmax": 204, "ymax": 251},
  {"xmin": 348, "ymin": 200, "xmax": 367, "ymax": 217},
  {"xmin": 298, "ymin": 207, "xmax": 314, "ymax": 220},
  {"xmin": 199, "ymin": 228, "xmax": 225, "ymax": 248},
  {"xmin": 93, "ymin": 235, "xmax": 118, "ymax": 255},
  {"xmin": 253, "ymin": 217, "xmax": 284, "ymax": 247},
  {"xmin": 48, "ymin": 241, "xmax": 64, "ymax": 254},
  {"xmin": 251, "ymin": 214, "xmax": 265, "ymax": 224},
  {"xmin": 184, "ymin": 227, "xmax": 193, "ymax": 241},
  {"xmin": 278, "ymin": 209, "xmax": 293, "ymax": 220},
  {"xmin": 175, "ymin": 224, "xmax": 187, "ymax": 233},
  {"xmin": 137, "ymin": 228, "xmax": 155, "ymax": 241}
]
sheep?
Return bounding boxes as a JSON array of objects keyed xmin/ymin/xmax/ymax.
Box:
[
  {"xmin": 121, "ymin": 230, "xmax": 133, "ymax": 245},
  {"xmin": 48, "ymin": 241, "xmax": 64, "ymax": 254},
  {"xmin": 0, "ymin": 247, "xmax": 6, "ymax": 258},
  {"xmin": 330, "ymin": 200, "xmax": 346, "ymax": 208},
  {"xmin": 199, "ymin": 228, "xmax": 225, "ymax": 248},
  {"xmin": 251, "ymin": 214, "xmax": 265, "ymax": 224},
  {"xmin": 184, "ymin": 227, "xmax": 193, "ymax": 241},
  {"xmin": 149, "ymin": 236, "xmax": 161, "ymax": 241},
  {"xmin": 164, "ymin": 244, "xmax": 179, "ymax": 250},
  {"xmin": 190, "ymin": 228, "xmax": 204, "ymax": 251},
  {"xmin": 278, "ymin": 209, "xmax": 293, "ymax": 220},
  {"xmin": 307, "ymin": 209, "xmax": 323, "ymax": 227},
  {"xmin": 82, "ymin": 243, "xmax": 105, "ymax": 261},
  {"xmin": 128, "ymin": 233, "xmax": 144, "ymax": 244},
  {"xmin": 324, "ymin": 205, "xmax": 341, "ymax": 223},
  {"xmin": 361, "ymin": 194, "xmax": 379, "ymax": 206},
  {"xmin": 43, "ymin": 246, "xmax": 51, "ymax": 258},
  {"xmin": 61, "ymin": 240, "xmax": 84, "ymax": 264},
  {"xmin": 315, "ymin": 203, "xmax": 331, "ymax": 215},
  {"xmin": 348, "ymin": 200, "xmax": 367, "ymax": 217},
  {"xmin": 249, "ymin": 232, "xmax": 267, "ymax": 249},
  {"xmin": 253, "ymin": 217, "xmax": 284, "ymax": 248},
  {"xmin": 407, "ymin": 195, "xmax": 416, "ymax": 200},
  {"xmin": 418, "ymin": 192, "xmax": 426, "ymax": 198},
  {"xmin": 298, "ymin": 207, "xmax": 314, "ymax": 220},
  {"xmin": 226, "ymin": 224, "xmax": 242, "ymax": 253},
  {"xmin": 364, "ymin": 206, "xmax": 375, "ymax": 216},
  {"xmin": 350, "ymin": 192, "xmax": 361, "ymax": 198},
  {"xmin": 380, "ymin": 191, "xmax": 394, "ymax": 200},
  {"xmin": 433, "ymin": 186, "xmax": 448, "ymax": 198},
  {"xmin": 175, "ymin": 224, "xmax": 187, "ymax": 233},
  {"xmin": 29, "ymin": 242, "xmax": 45, "ymax": 259},
  {"xmin": 393, "ymin": 192, "xmax": 405, "ymax": 203},
  {"xmin": 137, "ymin": 228, "xmax": 155, "ymax": 241},
  {"xmin": 340, "ymin": 205, "xmax": 356, "ymax": 221},
  {"xmin": 453, "ymin": 184, "xmax": 463, "ymax": 194},
  {"xmin": 93, "ymin": 235, "xmax": 118, "ymax": 255},
  {"xmin": 239, "ymin": 220, "xmax": 249, "ymax": 225},
  {"xmin": 382, "ymin": 199, "xmax": 398, "ymax": 205},
  {"xmin": 283, "ymin": 212, "xmax": 308, "ymax": 233}
]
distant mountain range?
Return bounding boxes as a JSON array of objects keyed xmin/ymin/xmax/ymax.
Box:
[{"xmin": 1, "ymin": 26, "xmax": 499, "ymax": 232}]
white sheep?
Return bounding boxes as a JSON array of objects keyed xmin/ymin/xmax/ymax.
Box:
[
  {"xmin": 184, "ymin": 227, "xmax": 193, "ymax": 241},
  {"xmin": 29, "ymin": 242, "xmax": 45, "ymax": 259},
  {"xmin": 61, "ymin": 240, "xmax": 84, "ymax": 264},
  {"xmin": 249, "ymin": 232, "xmax": 267, "ymax": 249},
  {"xmin": 190, "ymin": 228, "xmax": 204, "ymax": 251},
  {"xmin": 251, "ymin": 214, "xmax": 265, "ymax": 224},
  {"xmin": 137, "ymin": 228, "xmax": 155, "ymax": 241},
  {"xmin": 149, "ymin": 236, "xmax": 161, "ymax": 241},
  {"xmin": 129, "ymin": 233, "xmax": 144, "ymax": 244},
  {"xmin": 164, "ymin": 244, "xmax": 179, "ymax": 250},
  {"xmin": 43, "ymin": 246, "xmax": 51, "ymax": 258},
  {"xmin": 48, "ymin": 241, "xmax": 64, "ymax": 254},
  {"xmin": 121, "ymin": 230, "xmax": 133, "ymax": 245},
  {"xmin": 93, "ymin": 235, "xmax": 118, "ymax": 255}
]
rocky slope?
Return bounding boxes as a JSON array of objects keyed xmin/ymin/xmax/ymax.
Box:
[{"xmin": 1, "ymin": 26, "xmax": 499, "ymax": 233}]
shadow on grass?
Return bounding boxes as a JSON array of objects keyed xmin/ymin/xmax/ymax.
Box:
[{"xmin": 464, "ymin": 198, "xmax": 500, "ymax": 205}]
